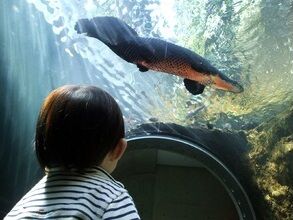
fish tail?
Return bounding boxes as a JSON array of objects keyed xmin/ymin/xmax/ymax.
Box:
[{"xmin": 75, "ymin": 16, "xmax": 138, "ymax": 45}]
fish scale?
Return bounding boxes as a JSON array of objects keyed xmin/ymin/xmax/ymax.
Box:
[{"xmin": 139, "ymin": 58, "xmax": 194, "ymax": 79}]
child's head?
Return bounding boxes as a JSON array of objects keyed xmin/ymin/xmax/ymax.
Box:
[{"xmin": 35, "ymin": 85, "xmax": 126, "ymax": 172}]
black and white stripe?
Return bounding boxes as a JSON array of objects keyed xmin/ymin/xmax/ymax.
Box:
[{"xmin": 5, "ymin": 166, "xmax": 140, "ymax": 220}]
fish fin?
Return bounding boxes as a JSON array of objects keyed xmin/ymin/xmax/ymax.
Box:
[
  {"xmin": 137, "ymin": 64, "xmax": 149, "ymax": 72},
  {"xmin": 183, "ymin": 79, "xmax": 205, "ymax": 95},
  {"xmin": 75, "ymin": 16, "xmax": 138, "ymax": 46}
]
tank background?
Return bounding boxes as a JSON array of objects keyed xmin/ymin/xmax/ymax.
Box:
[{"xmin": 0, "ymin": 0, "xmax": 293, "ymax": 219}]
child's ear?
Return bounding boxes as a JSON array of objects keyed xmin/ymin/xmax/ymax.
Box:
[{"xmin": 110, "ymin": 138, "xmax": 127, "ymax": 161}]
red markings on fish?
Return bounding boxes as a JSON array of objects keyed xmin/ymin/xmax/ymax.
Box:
[{"xmin": 75, "ymin": 16, "xmax": 244, "ymax": 95}]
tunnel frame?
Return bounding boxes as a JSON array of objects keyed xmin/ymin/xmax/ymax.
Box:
[{"xmin": 125, "ymin": 134, "xmax": 256, "ymax": 220}]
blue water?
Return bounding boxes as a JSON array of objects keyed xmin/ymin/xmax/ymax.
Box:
[{"xmin": 0, "ymin": 0, "xmax": 292, "ymax": 218}]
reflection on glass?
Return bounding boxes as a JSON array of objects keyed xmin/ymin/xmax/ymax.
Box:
[{"xmin": 0, "ymin": 0, "xmax": 292, "ymax": 219}]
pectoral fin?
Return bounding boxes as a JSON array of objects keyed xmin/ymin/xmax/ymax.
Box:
[
  {"xmin": 183, "ymin": 79, "xmax": 205, "ymax": 95},
  {"xmin": 137, "ymin": 64, "xmax": 149, "ymax": 72}
]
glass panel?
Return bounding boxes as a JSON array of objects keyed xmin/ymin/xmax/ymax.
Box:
[{"xmin": 0, "ymin": 0, "xmax": 292, "ymax": 219}]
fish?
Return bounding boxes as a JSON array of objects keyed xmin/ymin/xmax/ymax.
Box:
[{"xmin": 74, "ymin": 16, "xmax": 244, "ymax": 95}]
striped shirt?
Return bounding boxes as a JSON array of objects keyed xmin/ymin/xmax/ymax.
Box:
[{"xmin": 5, "ymin": 166, "xmax": 140, "ymax": 220}]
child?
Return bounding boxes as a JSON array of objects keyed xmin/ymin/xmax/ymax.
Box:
[{"xmin": 5, "ymin": 85, "xmax": 141, "ymax": 220}]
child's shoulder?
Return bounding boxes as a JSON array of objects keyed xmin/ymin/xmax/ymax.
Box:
[{"xmin": 84, "ymin": 166, "xmax": 128, "ymax": 196}]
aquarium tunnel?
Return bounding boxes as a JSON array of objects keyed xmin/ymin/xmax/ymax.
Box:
[{"xmin": 1, "ymin": 0, "xmax": 293, "ymax": 219}]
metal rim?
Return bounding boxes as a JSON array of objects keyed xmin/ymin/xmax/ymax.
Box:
[{"xmin": 126, "ymin": 134, "xmax": 256, "ymax": 220}]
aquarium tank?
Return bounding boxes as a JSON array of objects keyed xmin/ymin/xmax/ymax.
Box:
[{"xmin": 0, "ymin": 0, "xmax": 292, "ymax": 219}]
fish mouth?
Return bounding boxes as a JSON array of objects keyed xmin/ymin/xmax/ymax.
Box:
[
  {"xmin": 230, "ymin": 83, "xmax": 244, "ymax": 93},
  {"xmin": 212, "ymin": 75, "xmax": 244, "ymax": 93}
]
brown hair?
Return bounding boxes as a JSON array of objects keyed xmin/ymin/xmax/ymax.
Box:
[{"xmin": 35, "ymin": 85, "xmax": 125, "ymax": 170}]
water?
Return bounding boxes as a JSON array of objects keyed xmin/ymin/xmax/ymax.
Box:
[{"xmin": 0, "ymin": 0, "xmax": 292, "ymax": 219}]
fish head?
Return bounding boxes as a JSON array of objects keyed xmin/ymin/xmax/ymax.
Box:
[
  {"xmin": 212, "ymin": 74, "xmax": 244, "ymax": 93},
  {"xmin": 229, "ymin": 82, "xmax": 244, "ymax": 93}
]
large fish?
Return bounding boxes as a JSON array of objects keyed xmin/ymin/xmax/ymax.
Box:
[{"xmin": 75, "ymin": 16, "xmax": 243, "ymax": 95}]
